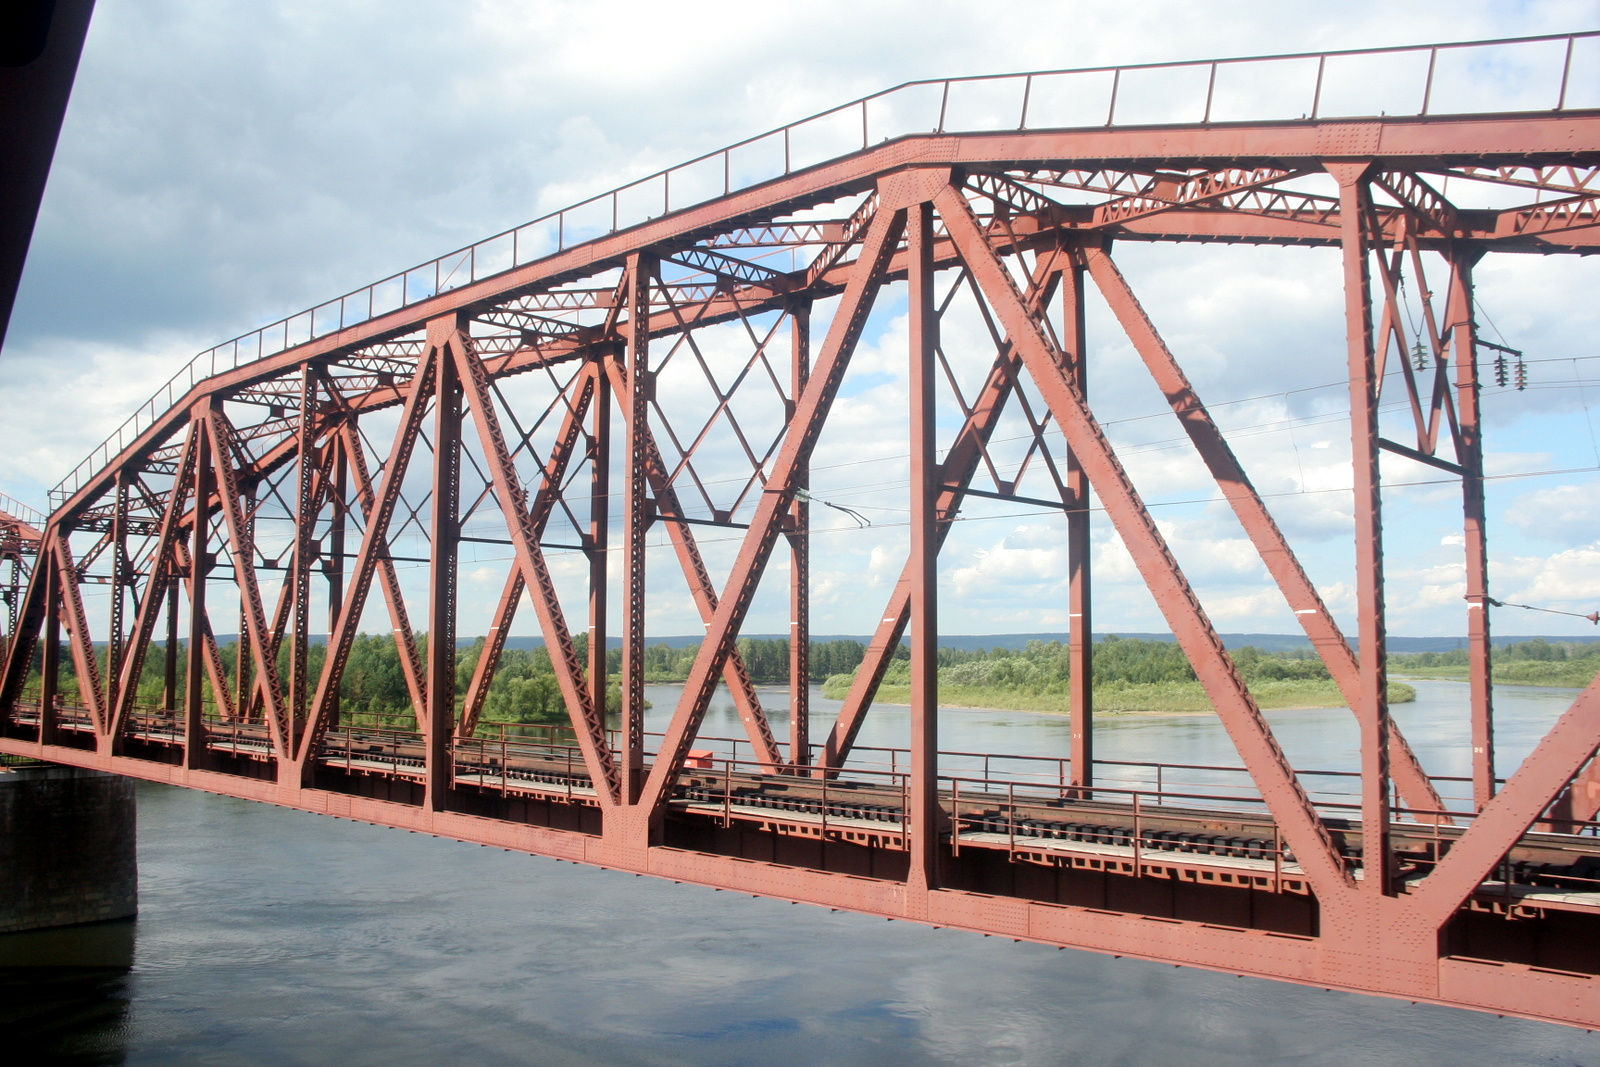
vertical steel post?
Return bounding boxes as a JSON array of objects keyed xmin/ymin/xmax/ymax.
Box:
[
  {"xmin": 1450, "ymin": 249, "xmax": 1495, "ymax": 810},
  {"xmin": 425, "ymin": 322, "xmax": 463, "ymax": 811},
  {"xmin": 37, "ymin": 551, "xmax": 58, "ymax": 748},
  {"xmin": 621, "ymin": 253, "xmax": 654, "ymax": 803},
  {"xmin": 107, "ymin": 474, "xmax": 127, "ymax": 717},
  {"xmin": 236, "ymin": 481, "xmax": 254, "ymax": 721},
  {"xmin": 589, "ymin": 357, "xmax": 612, "ymax": 725},
  {"xmin": 907, "ymin": 200, "xmax": 940, "ymax": 890},
  {"xmin": 288, "ymin": 367, "xmax": 317, "ymax": 754},
  {"xmin": 788, "ymin": 301, "xmax": 812, "ymax": 768},
  {"xmin": 184, "ymin": 413, "xmax": 213, "ymax": 769},
  {"xmin": 326, "ymin": 433, "xmax": 347, "ymax": 729},
  {"xmin": 1063, "ymin": 259, "xmax": 1093, "ymax": 797},
  {"xmin": 1333, "ymin": 164, "xmax": 1393, "ymax": 895}
]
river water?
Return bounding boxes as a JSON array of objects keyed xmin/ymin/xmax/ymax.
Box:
[{"xmin": 6, "ymin": 679, "xmax": 1600, "ymax": 1065}]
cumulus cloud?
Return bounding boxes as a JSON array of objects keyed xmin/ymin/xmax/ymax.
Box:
[
  {"xmin": 7, "ymin": 0, "xmax": 1599, "ymax": 637},
  {"xmin": 1505, "ymin": 482, "xmax": 1600, "ymax": 544}
]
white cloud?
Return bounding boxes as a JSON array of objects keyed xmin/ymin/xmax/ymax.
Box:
[
  {"xmin": 7, "ymin": 0, "xmax": 1600, "ymax": 640},
  {"xmin": 1505, "ymin": 482, "xmax": 1600, "ymax": 544}
]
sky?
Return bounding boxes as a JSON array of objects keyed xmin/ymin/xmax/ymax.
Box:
[{"xmin": 3, "ymin": 0, "xmax": 1600, "ymax": 642}]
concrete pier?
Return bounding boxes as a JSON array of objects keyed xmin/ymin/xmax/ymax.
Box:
[{"xmin": 0, "ymin": 764, "xmax": 136, "ymax": 934}]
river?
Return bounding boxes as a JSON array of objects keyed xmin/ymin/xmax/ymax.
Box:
[{"xmin": 6, "ymin": 679, "xmax": 1599, "ymax": 1065}]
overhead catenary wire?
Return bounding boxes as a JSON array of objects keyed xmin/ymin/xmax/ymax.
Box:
[{"xmin": 1485, "ymin": 597, "xmax": 1600, "ymax": 626}]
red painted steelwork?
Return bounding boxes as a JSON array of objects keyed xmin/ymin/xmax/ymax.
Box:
[{"xmin": 4, "ymin": 34, "xmax": 1600, "ymax": 1029}]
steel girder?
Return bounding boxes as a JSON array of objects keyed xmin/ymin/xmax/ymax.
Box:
[{"xmin": 2, "ymin": 90, "xmax": 1600, "ymax": 1027}]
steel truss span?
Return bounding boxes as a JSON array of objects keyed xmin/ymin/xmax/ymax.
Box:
[{"xmin": 4, "ymin": 33, "xmax": 1600, "ymax": 1029}]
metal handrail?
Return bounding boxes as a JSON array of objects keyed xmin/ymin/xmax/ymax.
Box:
[
  {"xmin": 0, "ymin": 493, "xmax": 45, "ymax": 527},
  {"xmin": 47, "ymin": 30, "xmax": 1599, "ymax": 508}
]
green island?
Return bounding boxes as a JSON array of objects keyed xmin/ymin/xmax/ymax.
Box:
[
  {"xmin": 1389, "ymin": 638, "xmax": 1600, "ymax": 688},
  {"xmin": 818, "ymin": 636, "xmax": 1415, "ymax": 715},
  {"xmin": 38, "ymin": 632, "xmax": 1595, "ymax": 732}
]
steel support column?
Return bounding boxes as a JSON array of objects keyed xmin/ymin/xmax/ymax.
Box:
[
  {"xmin": 1332, "ymin": 162, "xmax": 1393, "ymax": 895},
  {"xmin": 622, "ymin": 253, "xmax": 655, "ymax": 803},
  {"xmin": 1063, "ymin": 259, "xmax": 1093, "ymax": 796},
  {"xmin": 425, "ymin": 319, "xmax": 463, "ymax": 811},
  {"xmin": 908, "ymin": 199, "xmax": 940, "ymax": 890},
  {"xmin": 235, "ymin": 481, "xmax": 255, "ymax": 722},
  {"xmin": 288, "ymin": 367, "xmax": 317, "ymax": 756},
  {"xmin": 788, "ymin": 301, "xmax": 811, "ymax": 768},
  {"xmin": 106, "ymin": 474, "xmax": 127, "ymax": 719},
  {"xmin": 588, "ymin": 355, "xmax": 612, "ymax": 723},
  {"xmin": 1450, "ymin": 249, "xmax": 1496, "ymax": 810},
  {"xmin": 183, "ymin": 408, "xmax": 213, "ymax": 769}
]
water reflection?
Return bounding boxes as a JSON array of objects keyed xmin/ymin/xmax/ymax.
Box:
[
  {"xmin": 0, "ymin": 921, "xmax": 132, "ymax": 1065},
  {"xmin": 654, "ymin": 677, "xmax": 1578, "ymax": 812},
  {"xmin": 6, "ymin": 678, "xmax": 1599, "ymax": 1064}
]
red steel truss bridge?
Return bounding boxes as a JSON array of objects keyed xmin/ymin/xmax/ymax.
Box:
[{"xmin": 4, "ymin": 33, "xmax": 1600, "ymax": 1028}]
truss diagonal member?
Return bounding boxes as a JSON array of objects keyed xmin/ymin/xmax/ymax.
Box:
[
  {"xmin": 1082, "ymin": 246, "xmax": 1448, "ymax": 821},
  {"xmin": 457, "ymin": 363, "xmax": 598, "ymax": 739},
  {"xmin": 822, "ymin": 258, "xmax": 1063, "ymax": 770},
  {"xmin": 601, "ymin": 355, "xmax": 783, "ymax": 771},
  {"xmin": 804, "ymin": 191, "xmax": 880, "ymax": 289},
  {"xmin": 104, "ymin": 422, "xmax": 200, "ymax": 743},
  {"xmin": 937, "ymin": 184, "xmax": 1349, "ymax": 902},
  {"xmin": 663, "ymin": 246, "xmax": 790, "ymax": 291},
  {"xmin": 1093, "ymin": 167, "xmax": 1305, "ymax": 227},
  {"xmin": 638, "ymin": 204, "xmax": 908, "ymax": 820},
  {"xmin": 1373, "ymin": 171, "xmax": 1461, "ymax": 239},
  {"xmin": 1500, "ymin": 191, "xmax": 1600, "ymax": 237},
  {"xmin": 205, "ymin": 407, "xmax": 291, "ymax": 761},
  {"xmin": 1407, "ymin": 679, "xmax": 1600, "ymax": 929},
  {"xmin": 449, "ymin": 331, "xmax": 622, "ymax": 806},
  {"xmin": 300, "ymin": 353, "xmax": 437, "ymax": 766},
  {"xmin": 967, "ymin": 173, "xmax": 1064, "ymax": 217},
  {"xmin": 49, "ymin": 532, "xmax": 106, "ymax": 735},
  {"xmin": 0, "ymin": 539, "xmax": 54, "ymax": 720}
]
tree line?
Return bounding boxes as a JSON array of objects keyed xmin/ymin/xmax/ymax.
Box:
[{"xmin": 44, "ymin": 631, "xmax": 1588, "ymax": 734}]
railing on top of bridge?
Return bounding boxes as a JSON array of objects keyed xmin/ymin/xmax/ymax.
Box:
[
  {"xmin": 47, "ymin": 30, "xmax": 1600, "ymax": 510},
  {"xmin": 0, "ymin": 493, "xmax": 46, "ymax": 529}
]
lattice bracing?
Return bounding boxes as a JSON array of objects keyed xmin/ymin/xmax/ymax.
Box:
[{"xmin": 5, "ymin": 32, "xmax": 1600, "ymax": 1029}]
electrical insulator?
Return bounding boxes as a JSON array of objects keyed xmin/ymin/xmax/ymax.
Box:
[
  {"xmin": 1514, "ymin": 355, "xmax": 1528, "ymax": 391},
  {"xmin": 1495, "ymin": 353, "xmax": 1509, "ymax": 386},
  {"xmin": 1412, "ymin": 340, "xmax": 1429, "ymax": 371}
]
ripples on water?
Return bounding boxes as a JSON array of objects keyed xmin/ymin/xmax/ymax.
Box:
[{"xmin": 6, "ymin": 680, "xmax": 1600, "ymax": 1065}]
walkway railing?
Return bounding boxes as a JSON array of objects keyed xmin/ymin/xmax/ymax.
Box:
[
  {"xmin": 48, "ymin": 31, "xmax": 1600, "ymax": 507},
  {"xmin": 0, "ymin": 493, "xmax": 45, "ymax": 528},
  {"xmin": 10, "ymin": 695, "xmax": 1597, "ymax": 843}
]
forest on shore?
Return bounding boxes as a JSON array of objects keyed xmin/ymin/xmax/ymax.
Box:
[
  {"xmin": 52, "ymin": 630, "xmax": 1582, "ymax": 729},
  {"xmin": 31, "ymin": 632, "xmax": 1598, "ymax": 731},
  {"xmin": 1388, "ymin": 638, "xmax": 1600, "ymax": 688},
  {"xmin": 817, "ymin": 636, "xmax": 1417, "ymax": 714}
]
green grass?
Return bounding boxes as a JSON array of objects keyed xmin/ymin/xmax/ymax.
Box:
[
  {"xmin": 820, "ymin": 676, "xmax": 1415, "ymax": 714},
  {"xmin": 1389, "ymin": 661, "xmax": 1600, "ymax": 688}
]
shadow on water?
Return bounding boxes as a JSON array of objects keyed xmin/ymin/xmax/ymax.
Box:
[{"xmin": 0, "ymin": 919, "xmax": 134, "ymax": 1065}]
